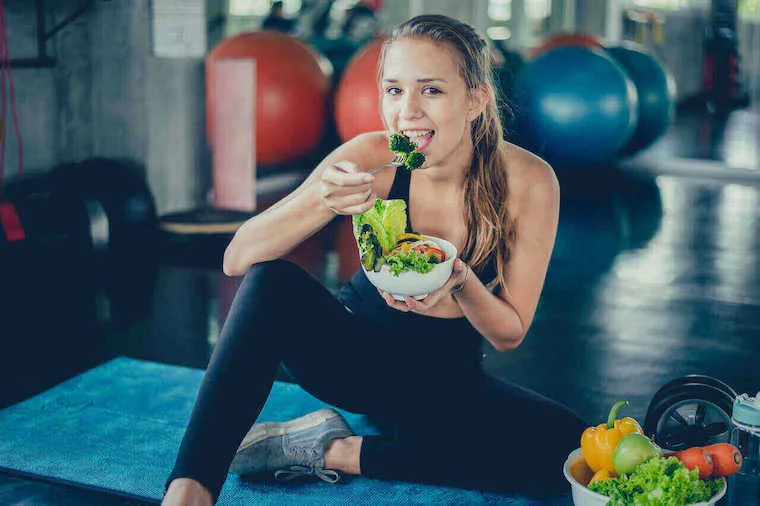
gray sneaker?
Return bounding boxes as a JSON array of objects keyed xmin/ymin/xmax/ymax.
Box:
[{"xmin": 229, "ymin": 408, "xmax": 354, "ymax": 483}]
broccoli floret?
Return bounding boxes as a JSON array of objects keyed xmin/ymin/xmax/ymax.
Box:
[
  {"xmin": 405, "ymin": 151, "xmax": 425, "ymax": 170},
  {"xmin": 389, "ymin": 132, "xmax": 425, "ymax": 171},
  {"xmin": 389, "ymin": 133, "xmax": 417, "ymax": 154}
]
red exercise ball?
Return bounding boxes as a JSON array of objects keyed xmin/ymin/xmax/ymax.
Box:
[
  {"xmin": 529, "ymin": 32, "xmax": 604, "ymax": 59},
  {"xmin": 334, "ymin": 38, "xmax": 386, "ymax": 142},
  {"xmin": 206, "ymin": 31, "xmax": 332, "ymax": 167}
]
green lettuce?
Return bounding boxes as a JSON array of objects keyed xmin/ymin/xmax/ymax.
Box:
[
  {"xmin": 353, "ymin": 198, "xmax": 443, "ymax": 276},
  {"xmin": 386, "ymin": 249, "xmax": 438, "ymax": 276},
  {"xmin": 589, "ymin": 457, "xmax": 724, "ymax": 506},
  {"xmin": 352, "ymin": 199, "xmax": 407, "ymax": 254},
  {"xmin": 353, "ymin": 199, "xmax": 408, "ymax": 272}
]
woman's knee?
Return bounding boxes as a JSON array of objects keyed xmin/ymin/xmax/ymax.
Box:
[
  {"xmin": 239, "ymin": 259, "xmax": 308, "ymax": 296},
  {"xmin": 244, "ymin": 258, "xmax": 305, "ymax": 279}
]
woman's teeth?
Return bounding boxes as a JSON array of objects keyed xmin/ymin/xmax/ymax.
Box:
[
  {"xmin": 401, "ymin": 130, "xmax": 434, "ymax": 150},
  {"xmin": 402, "ymin": 130, "xmax": 433, "ymax": 140}
]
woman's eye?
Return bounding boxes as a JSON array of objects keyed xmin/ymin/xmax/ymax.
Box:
[
  {"xmin": 384, "ymin": 87, "xmax": 402, "ymax": 96},
  {"xmin": 423, "ymin": 86, "xmax": 442, "ymax": 95}
]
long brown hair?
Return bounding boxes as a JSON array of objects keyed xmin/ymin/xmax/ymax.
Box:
[{"xmin": 380, "ymin": 15, "xmax": 513, "ymax": 287}]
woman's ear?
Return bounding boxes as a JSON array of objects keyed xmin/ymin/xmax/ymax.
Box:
[{"xmin": 466, "ymin": 84, "xmax": 489, "ymax": 122}]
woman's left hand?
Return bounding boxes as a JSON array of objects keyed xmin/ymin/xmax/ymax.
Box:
[{"xmin": 378, "ymin": 258, "xmax": 469, "ymax": 314}]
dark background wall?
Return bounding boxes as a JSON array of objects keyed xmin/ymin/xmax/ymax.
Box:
[{"xmin": 3, "ymin": 0, "xmax": 210, "ymax": 216}]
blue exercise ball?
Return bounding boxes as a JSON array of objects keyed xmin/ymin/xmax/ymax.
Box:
[
  {"xmin": 512, "ymin": 46, "xmax": 638, "ymax": 168},
  {"xmin": 605, "ymin": 42, "xmax": 677, "ymax": 156}
]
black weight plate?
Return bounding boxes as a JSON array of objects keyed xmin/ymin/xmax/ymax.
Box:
[
  {"xmin": 652, "ymin": 399, "xmax": 732, "ymax": 451},
  {"xmin": 648, "ymin": 375, "xmax": 737, "ymax": 413},
  {"xmin": 644, "ymin": 385, "xmax": 734, "ymax": 451},
  {"xmin": 645, "ymin": 382, "xmax": 734, "ymax": 434}
]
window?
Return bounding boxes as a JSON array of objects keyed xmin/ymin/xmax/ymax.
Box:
[
  {"xmin": 229, "ymin": 0, "xmax": 268, "ymax": 16},
  {"xmin": 489, "ymin": 0, "xmax": 511, "ymax": 22},
  {"xmin": 628, "ymin": 0, "xmax": 690, "ymax": 9},
  {"xmin": 487, "ymin": 0, "xmax": 550, "ymax": 41},
  {"xmin": 487, "ymin": 26, "xmax": 512, "ymax": 40},
  {"xmin": 488, "ymin": 0, "xmax": 551, "ymax": 22},
  {"xmin": 228, "ymin": 0, "xmax": 302, "ymax": 17},
  {"xmin": 526, "ymin": 0, "xmax": 550, "ymax": 20},
  {"xmin": 739, "ymin": 0, "xmax": 760, "ymax": 18}
]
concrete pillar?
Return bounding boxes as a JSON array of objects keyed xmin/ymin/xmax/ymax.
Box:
[
  {"xmin": 604, "ymin": 0, "xmax": 623, "ymax": 42},
  {"xmin": 575, "ymin": 0, "xmax": 622, "ymax": 41},
  {"xmin": 472, "ymin": 0, "xmax": 490, "ymax": 36},
  {"xmin": 575, "ymin": 0, "xmax": 605, "ymax": 37},
  {"xmin": 510, "ymin": 0, "xmax": 531, "ymax": 50},
  {"xmin": 549, "ymin": 0, "xmax": 577, "ymax": 33},
  {"xmin": 91, "ymin": 0, "xmax": 149, "ymax": 163},
  {"xmin": 89, "ymin": 0, "xmax": 210, "ymax": 215},
  {"xmin": 54, "ymin": 1, "xmax": 94, "ymax": 165}
]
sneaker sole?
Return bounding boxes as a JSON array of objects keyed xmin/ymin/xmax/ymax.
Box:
[{"xmin": 236, "ymin": 408, "xmax": 342, "ymax": 452}]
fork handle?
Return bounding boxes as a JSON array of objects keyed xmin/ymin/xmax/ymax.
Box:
[{"xmin": 370, "ymin": 163, "xmax": 396, "ymax": 175}]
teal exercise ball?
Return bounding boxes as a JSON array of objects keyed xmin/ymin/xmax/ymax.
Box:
[
  {"xmin": 605, "ymin": 42, "xmax": 677, "ymax": 156},
  {"xmin": 512, "ymin": 46, "xmax": 638, "ymax": 168}
]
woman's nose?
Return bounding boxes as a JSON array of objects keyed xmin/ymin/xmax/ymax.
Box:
[{"xmin": 399, "ymin": 93, "xmax": 423, "ymax": 120}]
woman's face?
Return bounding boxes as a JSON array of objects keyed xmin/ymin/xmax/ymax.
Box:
[{"xmin": 381, "ymin": 38, "xmax": 480, "ymax": 168}]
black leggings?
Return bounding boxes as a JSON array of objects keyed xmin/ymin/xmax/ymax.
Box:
[{"xmin": 166, "ymin": 260, "xmax": 588, "ymax": 501}]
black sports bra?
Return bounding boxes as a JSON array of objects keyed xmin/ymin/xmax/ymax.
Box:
[{"xmin": 387, "ymin": 168, "xmax": 500, "ymax": 290}]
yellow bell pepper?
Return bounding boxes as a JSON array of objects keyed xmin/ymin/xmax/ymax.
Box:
[
  {"xmin": 581, "ymin": 400, "xmax": 643, "ymax": 473},
  {"xmin": 589, "ymin": 469, "xmax": 616, "ymax": 485},
  {"xmin": 396, "ymin": 233, "xmax": 426, "ymax": 242}
]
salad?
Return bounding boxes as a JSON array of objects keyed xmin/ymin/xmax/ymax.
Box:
[
  {"xmin": 352, "ymin": 199, "xmax": 446, "ymax": 276},
  {"xmin": 578, "ymin": 400, "xmax": 738, "ymax": 506},
  {"xmin": 589, "ymin": 456, "xmax": 724, "ymax": 506}
]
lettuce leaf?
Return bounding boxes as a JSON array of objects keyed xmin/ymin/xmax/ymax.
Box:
[
  {"xmin": 386, "ymin": 249, "xmax": 437, "ymax": 276},
  {"xmin": 381, "ymin": 200, "xmax": 407, "ymax": 252},
  {"xmin": 589, "ymin": 457, "xmax": 724, "ymax": 506},
  {"xmin": 352, "ymin": 199, "xmax": 406, "ymax": 255}
]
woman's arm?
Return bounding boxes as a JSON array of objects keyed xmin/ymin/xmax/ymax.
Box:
[
  {"xmin": 222, "ymin": 133, "xmax": 382, "ymax": 276},
  {"xmin": 454, "ymin": 155, "xmax": 560, "ymax": 351}
]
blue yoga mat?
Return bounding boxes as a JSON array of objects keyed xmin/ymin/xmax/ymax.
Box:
[{"xmin": 0, "ymin": 357, "xmax": 571, "ymax": 505}]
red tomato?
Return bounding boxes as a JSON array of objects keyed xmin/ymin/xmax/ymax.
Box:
[{"xmin": 412, "ymin": 244, "xmax": 446, "ymax": 262}]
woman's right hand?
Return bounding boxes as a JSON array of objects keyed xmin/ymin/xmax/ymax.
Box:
[{"xmin": 320, "ymin": 161, "xmax": 377, "ymax": 215}]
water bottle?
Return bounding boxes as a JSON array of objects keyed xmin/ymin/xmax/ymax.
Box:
[{"xmin": 727, "ymin": 391, "xmax": 760, "ymax": 506}]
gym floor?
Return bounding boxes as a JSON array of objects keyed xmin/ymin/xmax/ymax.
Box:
[{"xmin": 1, "ymin": 103, "xmax": 759, "ymax": 505}]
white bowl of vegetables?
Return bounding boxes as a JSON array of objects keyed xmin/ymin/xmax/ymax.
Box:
[
  {"xmin": 563, "ymin": 448, "xmax": 726, "ymax": 506},
  {"xmin": 365, "ymin": 235, "xmax": 456, "ymax": 300},
  {"xmin": 353, "ymin": 199, "xmax": 457, "ymax": 300}
]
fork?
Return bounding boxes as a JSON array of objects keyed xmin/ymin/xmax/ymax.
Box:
[{"xmin": 369, "ymin": 153, "xmax": 406, "ymax": 175}]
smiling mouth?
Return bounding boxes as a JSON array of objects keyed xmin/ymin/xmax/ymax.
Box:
[{"xmin": 401, "ymin": 129, "xmax": 435, "ymax": 151}]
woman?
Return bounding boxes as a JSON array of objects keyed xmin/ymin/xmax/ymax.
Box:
[{"xmin": 163, "ymin": 14, "xmax": 588, "ymax": 506}]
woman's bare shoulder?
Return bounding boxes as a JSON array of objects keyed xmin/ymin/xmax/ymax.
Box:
[{"xmin": 502, "ymin": 141, "xmax": 559, "ymax": 209}]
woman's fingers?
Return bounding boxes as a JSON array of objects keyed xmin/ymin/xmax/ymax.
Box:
[
  {"xmin": 378, "ymin": 289, "xmax": 410, "ymax": 312},
  {"xmin": 324, "ymin": 171, "xmax": 373, "ymax": 187},
  {"xmin": 323, "ymin": 163, "xmax": 374, "ymax": 187},
  {"xmin": 322, "ymin": 184, "xmax": 373, "ymax": 202},
  {"xmin": 326, "ymin": 189, "xmax": 376, "ymax": 215},
  {"xmin": 344, "ymin": 188, "xmax": 374, "ymax": 205},
  {"xmin": 341, "ymin": 196, "xmax": 377, "ymax": 215},
  {"xmin": 404, "ymin": 294, "xmax": 436, "ymax": 313},
  {"xmin": 320, "ymin": 162, "xmax": 377, "ymax": 215}
]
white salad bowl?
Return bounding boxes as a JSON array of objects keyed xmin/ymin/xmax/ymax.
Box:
[
  {"xmin": 563, "ymin": 448, "xmax": 726, "ymax": 506},
  {"xmin": 362, "ymin": 235, "xmax": 457, "ymax": 300}
]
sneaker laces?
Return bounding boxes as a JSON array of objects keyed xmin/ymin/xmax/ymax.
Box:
[{"xmin": 274, "ymin": 465, "xmax": 342, "ymax": 483}]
